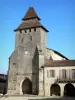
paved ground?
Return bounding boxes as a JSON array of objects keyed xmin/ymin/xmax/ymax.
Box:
[
  {"xmin": 29, "ymin": 97, "xmax": 75, "ymax": 100},
  {"xmin": 0, "ymin": 95, "xmax": 75, "ymax": 100}
]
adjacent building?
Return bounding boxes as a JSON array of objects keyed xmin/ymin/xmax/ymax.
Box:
[{"xmin": 0, "ymin": 74, "xmax": 7, "ymax": 94}]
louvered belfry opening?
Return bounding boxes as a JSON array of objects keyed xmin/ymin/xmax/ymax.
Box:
[{"xmin": 14, "ymin": 7, "xmax": 48, "ymax": 32}]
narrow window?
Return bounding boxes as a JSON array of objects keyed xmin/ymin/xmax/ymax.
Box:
[
  {"xmin": 22, "ymin": 30, "xmax": 25, "ymax": 33},
  {"xmin": 72, "ymin": 69, "xmax": 75, "ymax": 79},
  {"xmin": 24, "ymin": 30, "xmax": 27, "ymax": 33},
  {"xmin": 47, "ymin": 70, "xmax": 55, "ymax": 78},
  {"xmin": 25, "ymin": 50, "xmax": 28, "ymax": 54},
  {"xmin": 29, "ymin": 29, "xmax": 31, "ymax": 32},
  {"xmin": 13, "ymin": 63, "xmax": 16, "ymax": 65},
  {"xmin": 30, "ymin": 36, "xmax": 32, "ymax": 41},
  {"xmin": 59, "ymin": 70, "xmax": 62, "ymax": 79},
  {"xmin": 21, "ymin": 38, "xmax": 23, "ymax": 42},
  {"xmin": 62, "ymin": 69, "xmax": 66, "ymax": 79},
  {"xmin": 47, "ymin": 70, "xmax": 50, "ymax": 78},
  {"xmin": 50, "ymin": 70, "xmax": 55, "ymax": 77},
  {"xmin": 20, "ymin": 30, "xmax": 22, "ymax": 33},
  {"xmin": 34, "ymin": 28, "xmax": 36, "ymax": 32}
]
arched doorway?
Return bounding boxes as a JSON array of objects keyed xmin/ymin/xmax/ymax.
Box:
[
  {"xmin": 22, "ymin": 78, "xmax": 32, "ymax": 94},
  {"xmin": 50, "ymin": 84, "xmax": 60, "ymax": 96},
  {"xmin": 64, "ymin": 83, "xmax": 75, "ymax": 97}
]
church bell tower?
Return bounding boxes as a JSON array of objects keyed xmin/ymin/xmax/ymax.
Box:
[{"xmin": 7, "ymin": 7, "xmax": 48, "ymax": 95}]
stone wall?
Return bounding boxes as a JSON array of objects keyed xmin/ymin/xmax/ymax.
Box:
[{"xmin": 8, "ymin": 27, "xmax": 47, "ymax": 95}]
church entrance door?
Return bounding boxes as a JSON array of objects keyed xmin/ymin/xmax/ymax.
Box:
[{"xmin": 22, "ymin": 78, "xmax": 32, "ymax": 94}]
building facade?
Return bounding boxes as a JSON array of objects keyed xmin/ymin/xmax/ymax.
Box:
[{"xmin": 7, "ymin": 7, "xmax": 75, "ymax": 96}]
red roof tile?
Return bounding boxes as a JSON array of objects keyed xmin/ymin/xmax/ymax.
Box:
[
  {"xmin": 44, "ymin": 60, "xmax": 75, "ymax": 67},
  {"xmin": 14, "ymin": 19, "xmax": 48, "ymax": 32}
]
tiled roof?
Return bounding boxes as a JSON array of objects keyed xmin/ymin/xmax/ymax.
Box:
[
  {"xmin": 14, "ymin": 19, "xmax": 48, "ymax": 32},
  {"xmin": 44, "ymin": 60, "xmax": 75, "ymax": 67},
  {"xmin": 22, "ymin": 7, "xmax": 40, "ymax": 21},
  {"xmin": 14, "ymin": 7, "xmax": 48, "ymax": 32}
]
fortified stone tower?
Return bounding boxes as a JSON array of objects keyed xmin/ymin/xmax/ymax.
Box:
[{"xmin": 7, "ymin": 7, "xmax": 48, "ymax": 95}]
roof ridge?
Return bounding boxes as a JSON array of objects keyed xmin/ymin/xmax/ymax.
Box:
[{"xmin": 22, "ymin": 7, "xmax": 40, "ymax": 21}]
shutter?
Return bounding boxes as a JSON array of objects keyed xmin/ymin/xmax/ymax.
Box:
[
  {"xmin": 66, "ymin": 70, "xmax": 69, "ymax": 79},
  {"xmin": 59, "ymin": 70, "xmax": 62, "ymax": 79},
  {"xmin": 69, "ymin": 69, "xmax": 72, "ymax": 79}
]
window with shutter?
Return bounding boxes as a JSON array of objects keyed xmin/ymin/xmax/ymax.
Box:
[
  {"xmin": 72, "ymin": 69, "xmax": 75, "ymax": 79},
  {"xmin": 62, "ymin": 69, "xmax": 66, "ymax": 79},
  {"xmin": 47, "ymin": 70, "xmax": 55, "ymax": 78}
]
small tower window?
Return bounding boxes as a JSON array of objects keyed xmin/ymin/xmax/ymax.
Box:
[
  {"xmin": 20, "ymin": 30, "xmax": 22, "ymax": 33},
  {"xmin": 29, "ymin": 29, "xmax": 31, "ymax": 32},
  {"xmin": 13, "ymin": 63, "xmax": 16, "ymax": 65},
  {"xmin": 30, "ymin": 36, "xmax": 32, "ymax": 41},
  {"xmin": 34, "ymin": 28, "xmax": 36, "ymax": 32},
  {"xmin": 21, "ymin": 38, "xmax": 23, "ymax": 42},
  {"xmin": 25, "ymin": 50, "xmax": 28, "ymax": 54},
  {"xmin": 24, "ymin": 30, "xmax": 27, "ymax": 33},
  {"xmin": 22, "ymin": 30, "xmax": 25, "ymax": 33}
]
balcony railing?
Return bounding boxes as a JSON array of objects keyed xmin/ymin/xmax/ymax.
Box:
[{"xmin": 55, "ymin": 77, "xmax": 75, "ymax": 83}]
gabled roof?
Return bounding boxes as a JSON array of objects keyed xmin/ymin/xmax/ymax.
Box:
[
  {"xmin": 14, "ymin": 19, "xmax": 48, "ymax": 32},
  {"xmin": 44, "ymin": 60, "xmax": 75, "ymax": 67},
  {"xmin": 22, "ymin": 7, "xmax": 40, "ymax": 21},
  {"xmin": 52, "ymin": 49, "xmax": 69, "ymax": 60},
  {"xmin": 46, "ymin": 48, "xmax": 69, "ymax": 60}
]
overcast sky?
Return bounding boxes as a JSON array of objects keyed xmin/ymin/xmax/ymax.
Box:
[{"xmin": 0, "ymin": 0, "xmax": 75, "ymax": 74}]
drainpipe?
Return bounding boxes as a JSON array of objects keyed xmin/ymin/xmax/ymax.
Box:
[{"xmin": 43, "ymin": 66, "xmax": 45, "ymax": 96}]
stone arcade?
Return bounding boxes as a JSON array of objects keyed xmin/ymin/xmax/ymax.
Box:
[{"xmin": 7, "ymin": 7, "xmax": 75, "ymax": 97}]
